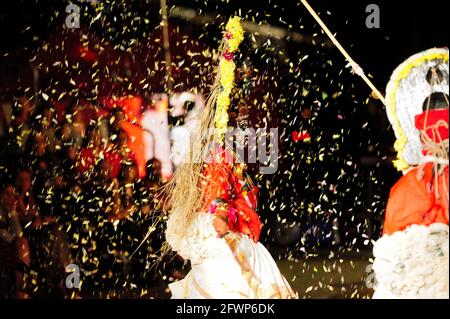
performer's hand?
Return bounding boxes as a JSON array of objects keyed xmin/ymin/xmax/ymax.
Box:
[{"xmin": 213, "ymin": 215, "xmax": 230, "ymax": 238}]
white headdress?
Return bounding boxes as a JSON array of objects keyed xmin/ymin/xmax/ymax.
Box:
[{"xmin": 385, "ymin": 48, "xmax": 449, "ymax": 171}]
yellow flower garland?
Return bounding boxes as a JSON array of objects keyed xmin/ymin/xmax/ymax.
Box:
[
  {"xmin": 219, "ymin": 58, "xmax": 236, "ymax": 93},
  {"xmin": 387, "ymin": 51, "xmax": 448, "ymax": 171},
  {"xmin": 225, "ymin": 17, "xmax": 245, "ymax": 53},
  {"xmin": 214, "ymin": 17, "xmax": 245, "ymax": 140}
]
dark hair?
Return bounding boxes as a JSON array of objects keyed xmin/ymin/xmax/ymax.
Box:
[
  {"xmin": 145, "ymin": 158, "xmax": 161, "ymax": 183},
  {"xmin": 425, "ymin": 66, "xmax": 444, "ymax": 85},
  {"xmin": 80, "ymin": 123, "xmax": 99, "ymax": 148},
  {"xmin": 13, "ymin": 88, "xmax": 26, "ymax": 99},
  {"xmin": 422, "ymin": 92, "xmax": 449, "ymax": 111}
]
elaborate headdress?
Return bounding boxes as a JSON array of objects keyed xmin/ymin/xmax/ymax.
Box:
[
  {"xmin": 214, "ymin": 17, "xmax": 245, "ymax": 141},
  {"xmin": 385, "ymin": 48, "xmax": 449, "ymax": 171},
  {"xmin": 162, "ymin": 17, "xmax": 245, "ymax": 234}
]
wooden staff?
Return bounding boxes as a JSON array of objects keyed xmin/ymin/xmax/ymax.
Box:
[
  {"xmin": 300, "ymin": 0, "xmax": 387, "ymax": 106},
  {"xmin": 160, "ymin": 0, "xmax": 173, "ymax": 93}
]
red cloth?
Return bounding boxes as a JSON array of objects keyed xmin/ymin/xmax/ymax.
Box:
[
  {"xmin": 100, "ymin": 95, "xmax": 143, "ymax": 123},
  {"xmin": 121, "ymin": 96, "xmax": 142, "ymax": 123},
  {"xmin": 76, "ymin": 148, "xmax": 122, "ymax": 178},
  {"xmin": 103, "ymin": 150, "xmax": 122, "ymax": 178},
  {"xmin": 76, "ymin": 148, "xmax": 95, "ymax": 174},
  {"xmin": 414, "ymin": 108, "xmax": 449, "ymax": 145},
  {"xmin": 201, "ymin": 147, "xmax": 262, "ymax": 242}
]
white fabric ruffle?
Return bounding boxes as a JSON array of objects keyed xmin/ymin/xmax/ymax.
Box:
[
  {"xmin": 372, "ymin": 223, "xmax": 449, "ymax": 299},
  {"xmin": 166, "ymin": 212, "xmax": 297, "ymax": 299}
]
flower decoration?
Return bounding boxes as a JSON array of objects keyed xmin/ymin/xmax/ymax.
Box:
[
  {"xmin": 208, "ymin": 198, "xmax": 238, "ymax": 225},
  {"xmin": 292, "ymin": 130, "xmax": 311, "ymax": 143},
  {"xmin": 214, "ymin": 16, "xmax": 245, "ymax": 141},
  {"xmin": 222, "ymin": 50, "xmax": 235, "ymax": 61},
  {"xmin": 225, "ymin": 17, "xmax": 244, "ymax": 53}
]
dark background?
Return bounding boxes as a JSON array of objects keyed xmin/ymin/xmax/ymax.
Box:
[
  {"xmin": 0, "ymin": 0, "xmax": 448, "ymax": 298},
  {"xmin": 1, "ymin": 0, "xmax": 448, "ymax": 247}
]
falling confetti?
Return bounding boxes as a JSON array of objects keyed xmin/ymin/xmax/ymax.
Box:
[{"xmin": 2, "ymin": 0, "xmax": 431, "ymax": 300}]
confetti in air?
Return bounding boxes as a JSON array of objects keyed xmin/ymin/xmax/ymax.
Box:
[{"xmin": 3, "ymin": 0, "xmax": 435, "ymax": 299}]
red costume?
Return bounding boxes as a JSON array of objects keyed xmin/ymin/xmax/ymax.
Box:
[
  {"xmin": 201, "ymin": 148, "xmax": 262, "ymax": 242},
  {"xmin": 383, "ymin": 108, "xmax": 449, "ymax": 235}
]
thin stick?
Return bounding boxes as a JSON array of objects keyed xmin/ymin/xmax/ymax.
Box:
[
  {"xmin": 160, "ymin": 0, "xmax": 173, "ymax": 93},
  {"xmin": 300, "ymin": 0, "xmax": 387, "ymax": 106}
]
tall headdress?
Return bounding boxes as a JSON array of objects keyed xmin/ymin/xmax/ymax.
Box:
[
  {"xmin": 385, "ymin": 48, "xmax": 449, "ymax": 171},
  {"xmin": 213, "ymin": 17, "xmax": 245, "ymax": 142},
  {"xmin": 162, "ymin": 17, "xmax": 245, "ymax": 234}
]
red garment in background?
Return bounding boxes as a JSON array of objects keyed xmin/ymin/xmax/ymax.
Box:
[
  {"xmin": 76, "ymin": 148, "xmax": 122, "ymax": 178},
  {"xmin": 103, "ymin": 149, "xmax": 122, "ymax": 178},
  {"xmin": 121, "ymin": 96, "xmax": 142, "ymax": 124},
  {"xmin": 100, "ymin": 95, "xmax": 146, "ymax": 178},
  {"xmin": 120, "ymin": 121, "xmax": 146, "ymax": 178},
  {"xmin": 100, "ymin": 95, "xmax": 142, "ymax": 124},
  {"xmin": 76, "ymin": 148, "xmax": 95, "ymax": 174}
]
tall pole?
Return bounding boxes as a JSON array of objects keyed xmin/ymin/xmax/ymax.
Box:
[
  {"xmin": 32, "ymin": 65, "xmax": 39, "ymax": 108},
  {"xmin": 300, "ymin": 0, "xmax": 386, "ymax": 106},
  {"xmin": 160, "ymin": 0, "xmax": 173, "ymax": 93}
]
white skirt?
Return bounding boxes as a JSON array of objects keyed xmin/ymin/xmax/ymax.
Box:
[
  {"xmin": 372, "ymin": 223, "xmax": 449, "ymax": 299},
  {"xmin": 166, "ymin": 212, "xmax": 297, "ymax": 299}
]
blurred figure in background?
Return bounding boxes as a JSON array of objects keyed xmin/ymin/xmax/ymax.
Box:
[{"xmin": 0, "ymin": 185, "xmax": 30, "ymax": 298}]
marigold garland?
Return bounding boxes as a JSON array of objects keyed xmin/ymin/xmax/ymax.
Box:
[
  {"xmin": 225, "ymin": 17, "xmax": 245, "ymax": 52},
  {"xmin": 214, "ymin": 16, "xmax": 245, "ymax": 140}
]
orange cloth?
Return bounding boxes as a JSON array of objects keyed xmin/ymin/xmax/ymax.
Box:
[
  {"xmin": 121, "ymin": 96, "xmax": 143, "ymax": 124},
  {"xmin": 120, "ymin": 121, "xmax": 146, "ymax": 178},
  {"xmin": 383, "ymin": 163, "xmax": 449, "ymax": 235},
  {"xmin": 200, "ymin": 149, "xmax": 262, "ymax": 242}
]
